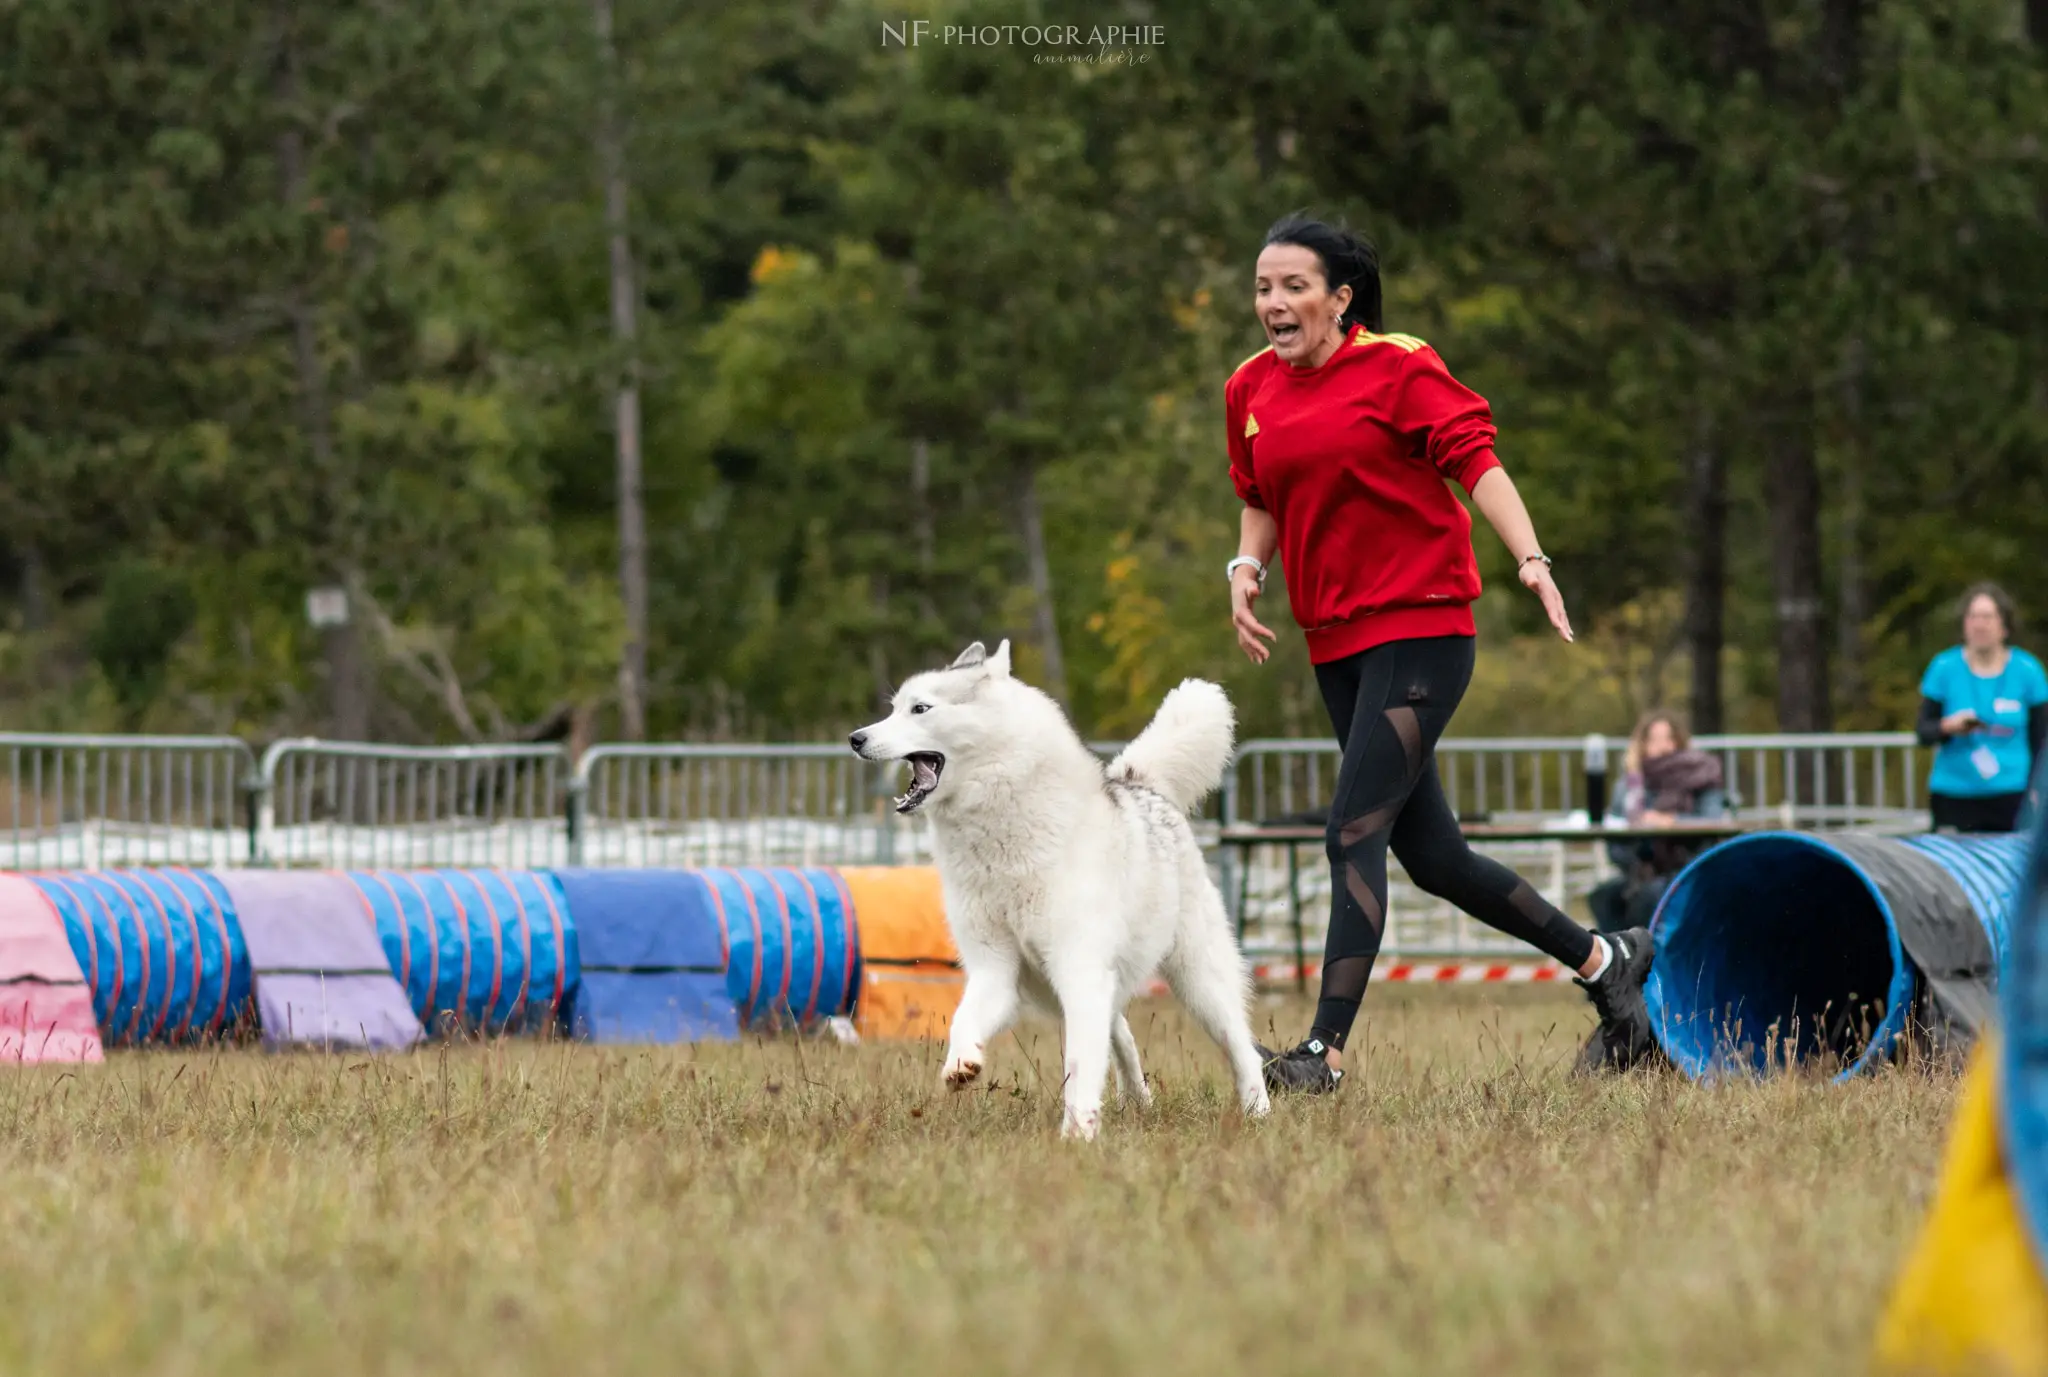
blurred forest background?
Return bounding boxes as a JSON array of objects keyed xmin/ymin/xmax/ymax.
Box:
[{"xmin": 2, "ymin": 0, "xmax": 2044, "ymax": 746}]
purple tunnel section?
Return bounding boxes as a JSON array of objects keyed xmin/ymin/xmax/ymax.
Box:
[{"xmin": 215, "ymin": 871, "xmax": 424, "ymax": 1051}]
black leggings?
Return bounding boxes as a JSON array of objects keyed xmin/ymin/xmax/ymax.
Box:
[
  {"xmin": 1310, "ymin": 636, "xmax": 1597, "ymax": 1048},
  {"xmin": 1930, "ymin": 792, "xmax": 2025, "ymax": 833}
]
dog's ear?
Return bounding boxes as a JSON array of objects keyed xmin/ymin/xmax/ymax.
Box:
[
  {"xmin": 988, "ymin": 639, "xmax": 1012, "ymax": 679},
  {"xmin": 950, "ymin": 641, "xmax": 988, "ymax": 671}
]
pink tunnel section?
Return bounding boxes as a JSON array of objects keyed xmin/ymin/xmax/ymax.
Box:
[{"xmin": 0, "ymin": 874, "xmax": 104, "ymax": 1063}]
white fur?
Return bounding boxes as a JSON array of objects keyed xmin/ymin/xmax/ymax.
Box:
[
  {"xmin": 1105, "ymin": 679, "xmax": 1237, "ymax": 815},
  {"xmin": 851, "ymin": 640, "xmax": 1271, "ymax": 1140}
]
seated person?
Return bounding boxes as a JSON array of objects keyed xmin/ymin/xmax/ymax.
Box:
[{"xmin": 1589, "ymin": 709, "xmax": 1727, "ymax": 933}]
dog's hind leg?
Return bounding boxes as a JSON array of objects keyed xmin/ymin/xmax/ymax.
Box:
[
  {"xmin": 1110, "ymin": 1014, "xmax": 1152, "ymax": 1110},
  {"xmin": 1052, "ymin": 969, "xmax": 1117, "ymax": 1141},
  {"xmin": 1164, "ymin": 913, "xmax": 1272, "ymax": 1119}
]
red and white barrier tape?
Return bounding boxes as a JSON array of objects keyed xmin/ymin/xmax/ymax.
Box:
[
  {"xmin": 1143, "ymin": 961, "xmax": 1567, "ymax": 997},
  {"xmin": 1271, "ymin": 961, "xmax": 1567, "ymax": 984}
]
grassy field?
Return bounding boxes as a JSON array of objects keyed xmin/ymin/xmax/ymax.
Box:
[{"xmin": 0, "ymin": 987, "xmax": 1959, "ymax": 1377}]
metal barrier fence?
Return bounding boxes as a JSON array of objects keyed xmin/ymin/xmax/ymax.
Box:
[
  {"xmin": 1223, "ymin": 732, "xmax": 1933, "ymax": 830},
  {"xmin": 0, "ymin": 734, "xmax": 258, "ymax": 870},
  {"xmin": 569, "ymin": 743, "xmax": 912, "ymax": 869},
  {"xmin": 258, "ymin": 739, "xmax": 571, "ymax": 870},
  {"xmin": 1223, "ymin": 834, "xmax": 1598, "ymax": 963},
  {"xmin": 0, "ymin": 729, "xmax": 1942, "ymax": 960},
  {"xmin": 566, "ymin": 740, "xmax": 1131, "ymax": 868},
  {"xmin": 1219, "ymin": 732, "xmax": 1934, "ymax": 958}
]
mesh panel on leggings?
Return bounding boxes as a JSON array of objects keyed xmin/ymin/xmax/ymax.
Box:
[
  {"xmin": 1335, "ymin": 707, "xmax": 1424, "ymax": 850},
  {"xmin": 1341, "ymin": 863, "xmax": 1386, "ymax": 942},
  {"xmin": 1314, "ymin": 955, "xmax": 1376, "ymax": 1050},
  {"xmin": 1386, "ymin": 705, "xmax": 1423, "ymax": 780},
  {"xmin": 1340, "ymin": 801, "xmax": 1402, "ymax": 846},
  {"xmin": 1316, "ymin": 708, "xmax": 1420, "ymax": 1052}
]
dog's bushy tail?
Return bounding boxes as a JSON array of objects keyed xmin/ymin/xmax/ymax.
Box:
[{"xmin": 1105, "ymin": 679, "xmax": 1236, "ymax": 814}]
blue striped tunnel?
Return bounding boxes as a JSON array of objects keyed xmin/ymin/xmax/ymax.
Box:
[
  {"xmin": 27, "ymin": 869, "xmax": 254, "ymax": 1044},
  {"xmin": 1645, "ymin": 830, "xmax": 2029, "ymax": 1080},
  {"xmin": 695, "ymin": 867, "xmax": 858, "ymax": 1029},
  {"xmin": 342, "ymin": 870, "xmax": 577, "ymax": 1034}
]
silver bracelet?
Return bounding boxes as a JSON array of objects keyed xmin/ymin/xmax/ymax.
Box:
[
  {"xmin": 1226, "ymin": 555, "xmax": 1267, "ymax": 588},
  {"xmin": 1519, "ymin": 553, "xmax": 1553, "ymax": 569}
]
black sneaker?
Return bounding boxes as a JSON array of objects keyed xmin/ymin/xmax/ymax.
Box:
[
  {"xmin": 1573, "ymin": 926, "xmax": 1657, "ymax": 1074},
  {"xmin": 1259, "ymin": 1037, "xmax": 1344, "ymax": 1094}
]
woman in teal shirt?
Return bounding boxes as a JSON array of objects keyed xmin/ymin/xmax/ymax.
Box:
[{"xmin": 1916, "ymin": 582, "xmax": 2048, "ymax": 832}]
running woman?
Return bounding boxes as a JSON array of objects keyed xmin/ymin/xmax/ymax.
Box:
[{"xmin": 1224, "ymin": 214, "xmax": 1657, "ymax": 1090}]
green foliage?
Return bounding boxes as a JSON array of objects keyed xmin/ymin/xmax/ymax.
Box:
[
  {"xmin": 88, "ymin": 561, "xmax": 197, "ymax": 723},
  {"xmin": 1, "ymin": 0, "xmax": 2043, "ymax": 740}
]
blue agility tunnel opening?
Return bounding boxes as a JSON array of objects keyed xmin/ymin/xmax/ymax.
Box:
[{"xmin": 1645, "ymin": 832, "xmax": 1913, "ymax": 1080}]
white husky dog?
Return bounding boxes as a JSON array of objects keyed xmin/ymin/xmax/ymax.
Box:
[{"xmin": 849, "ymin": 639, "xmax": 1271, "ymax": 1140}]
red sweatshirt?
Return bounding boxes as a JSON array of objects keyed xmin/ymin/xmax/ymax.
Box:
[{"xmin": 1227, "ymin": 327, "xmax": 1503, "ymax": 664}]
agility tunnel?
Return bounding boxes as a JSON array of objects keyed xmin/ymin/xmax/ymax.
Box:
[
  {"xmin": 839, "ymin": 866, "xmax": 961, "ymax": 1040},
  {"xmin": 343, "ymin": 869, "xmax": 577, "ymax": 1036},
  {"xmin": 222, "ymin": 871, "xmax": 422, "ymax": 1050},
  {"xmin": 693, "ymin": 867, "xmax": 859, "ymax": 1034},
  {"xmin": 555, "ymin": 869, "xmax": 733, "ymax": 1042},
  {"xmin": 1645, "ymin": 831, "xmax": 2029, "ymax": 1079},
  {"xmin": 0, "ymin": 874, "xmax": 103, "ymax": 1062},
  {"xmin": 0, "ymin": 862, "xmax": 923, "ymax": 1056},
  {"xmin": 24, "ymin": 868, "xmax": 253, "ymax": 1048},
  {"xmin": 341, "ymin": 865, "xmax": 859, "ymax": 1043}
]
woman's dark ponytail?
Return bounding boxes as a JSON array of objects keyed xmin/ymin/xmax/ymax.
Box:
[{"xmin": 1263, "ymin": 213, "xmax": 1384, "ymax": 332}]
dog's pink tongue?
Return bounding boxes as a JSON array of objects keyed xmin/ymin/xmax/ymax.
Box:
[{"xmin": 912, "ymin": 758, "xmax": 939, "ymax": 790}]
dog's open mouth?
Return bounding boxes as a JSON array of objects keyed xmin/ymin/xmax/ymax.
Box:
[{"xmin": 894, "ymin": 752, "xmax": 946, "ymax": 814}]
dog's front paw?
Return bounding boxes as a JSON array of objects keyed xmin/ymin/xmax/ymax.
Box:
[
  {"xmin": 1243, "ymin": 1089, "xmax": 1272, "ymax": 1120},
  {"xmin": 940, "ymin": 1053, "xmax": 983, "ymax": 1089},
  {"xmin": 1060, "ymin": 1108, "xmax": 1101, "ymax": 1142}
]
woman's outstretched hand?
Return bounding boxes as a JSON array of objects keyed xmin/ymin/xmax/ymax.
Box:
[
  {"xmin": 1520, "ymin": 560, "xmax": 1574, "ymax": 643},
  {"xmin": 1232, "ymin": 568, "xmax": 1277, "ymax": 664}
]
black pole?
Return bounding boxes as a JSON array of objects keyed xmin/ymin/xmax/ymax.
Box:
[{"xmin": 1584, "ymin": 733, "xmax": 1609, "ymax": 821}]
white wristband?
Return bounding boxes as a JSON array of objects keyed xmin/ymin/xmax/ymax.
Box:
[{"xmin": 1226, "ymin": 555, "xmax": 1266, "ymax": 588}]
